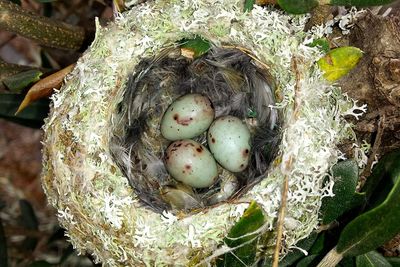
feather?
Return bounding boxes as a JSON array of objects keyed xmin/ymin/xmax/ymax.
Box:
[{"xmin": 110, "ymin": 46, "xmax": 281, "ymax": 213}]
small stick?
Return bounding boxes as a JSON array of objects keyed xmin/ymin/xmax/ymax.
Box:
[
  {"xmin": 272, "ymin": 58, "xmax": 302, "ymax": 266},
  {"xmin": 272, "ymin": 172, "xmax": 290, "ymax": 267}
]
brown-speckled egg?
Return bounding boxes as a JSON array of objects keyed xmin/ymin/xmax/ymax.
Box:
[
  {"xmin": 161, "ymin": 94, "xmax": 214, "ymax": 141},
  {"xmin": 208, "ymin": 115, "xmax": 251, "ymax": 172},
  {"xmin": 165, "ymin": 139, "xmax": 218, "ymax": 188}
]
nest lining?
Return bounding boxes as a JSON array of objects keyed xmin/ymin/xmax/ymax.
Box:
[{"xmin": 110, "ymin": 46, "xmax": 281, "ymax": 213}]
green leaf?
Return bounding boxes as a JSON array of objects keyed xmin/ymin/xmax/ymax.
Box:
[
  {"xmin": 277, "ymin": 0, "xmax": 318, "ymax": 14},
  {"xmin": 244, "ymin": 0, "xmax": 255, "ymax": 12},
  {"xmin": 386, "ymin": 257, "xmax": 400, "ymax": 267},
  {"xmin": 339, "ymin": 257, "xmax": 356, "ymax": 267},
  {"xmin": 310, "ymin": 232, "xmax": 326, "ymax": 255},
  {"xmin": 317, "ymin": 46, "xmax": 363, "ymax": 82},
  {"xmin": 0, "ymin": 217, "xmax": 7, "ymax": 267},
  {"xmin": 330, "ymin": 0, "xmax": 398, "ymax": 7},
  {"xmin": 296, "ymin": 255, "xmax": 318, "ymax": 267},
  {"xmin": 308, "ymin": 38, "xmax": 330, "ymax": 53},
  {"xmin": 217, "ymin": 201, "xmax": 265, "ymax": 267},
  {"xmin": 355, "ymin": 251, "xmax": 391, "ymax": 267},
  {"xmin": 336, "ymin": 164, "xmax": 400, "ymax": 257},
  {"xmin": 3, "ymin": 69, "xmax": 42, "ymax": 93},
  {"xmin": 362, "ymin": 150, "xmax": 400, "ymax": 207},
  {"xmin": 321, "ymin": 160, "xmax": 364, "ymax": 224},
  {"xmin": 179, "ymin": 36, "xmax": 211, "ymax": 58},
  {"xmin": 0, "ymin": 93, "xmax": 49, "ymax": 128}
]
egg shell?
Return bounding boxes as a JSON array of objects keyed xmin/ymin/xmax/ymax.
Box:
[
  {"xmin": 208, "ymin": 116, "xmax": 251, "ymax": 172},
  {"xmin": 161, "ymin": 94, "xmax": 215, "ymax": 141},
  {"xmin": 165, "ymin": 139, "xmax": 218, "ymax": 188}
]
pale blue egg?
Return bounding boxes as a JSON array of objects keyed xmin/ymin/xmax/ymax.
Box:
[
  {"xmin": 165, "ymin": 139, "xmax": 218, "ymax": 188},
  {"xmin": 161, "ymin": 94, "xmax": 214, "ymax": 141},
  {"xmin": 208, "ymin": 116, "xmax": 251, "ymax": 172}
]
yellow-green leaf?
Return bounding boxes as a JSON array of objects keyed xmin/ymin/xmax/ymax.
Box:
[{"xmin": 317, "ymin": 46, "xmax": 363, "ymax": 82}]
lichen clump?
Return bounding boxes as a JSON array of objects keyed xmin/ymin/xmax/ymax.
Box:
[{"xmin": 42, "ymin": 0, "xmax": 363, "ymax": 266}]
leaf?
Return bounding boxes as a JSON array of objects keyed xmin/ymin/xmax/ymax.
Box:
[
  {"xmin": 244, "ymin": 0, "xmax": 255, "ymax": 12},
  {"xmin": 339, "ymin": 257, "xmax": 356, "ymax": 267},
  {"xmin": 276, "ymin": 0, "xmax": 318, "ymax": 14},
  {"xmin": 113, "ymin": 0, "xmax": 127, "ymax": 12},
  {"xmin": 3, "ymin": 69, "xmax": 43, "ymax": 93},
  {"xmin": 9, "ymin": 0, "xmax": 21, "ymax": 4},
  {"xmin": 275, "ymin": 232, "xmax": 318, "ymax": 267},
  {"xmin": 355, "ymin": 251, "xmax": 391, "ymax": 267},
  {"xmin": 320, "ymin": 160, "xmax": 364, "ymax": 224},
  {"xmin": 0, "ymin": 217, "xmax": 7, "ymax": 267},
  {"xmin": 296, "ymin": 255, "xmax": 318, "ymax": 267},
  {"xmin": 179, "ymin": 36, "xmax": 211, "ymax": 59},
  {"xmin": 16, "ymin": 64, "xmax": 74, "ymax": 114},
  {"xmin": 0, "ymin": 93, "xmax": 49, "ymax": 128},
  {"xmin": 317, "ymin": 46, "xmax": 363, "ymax": 82},
  {"xmin": 336, "ymin": 163, "xmax": 400, "ymax": 257},
  {"xmin": 217, "ymin": 201, "xmax": 265, "ymax": 267},
  {"xmin": 308, "ymin": 38, "xmax": 330, "ymax": 53},
  {"xmin": 362, "ymin": 150, "xmax": 400, "ymax": 207},
  {"xmin": 386, "ymin": 257, "xmax": 400, "ymax": 267},
  {"xmin": 310, "ymin": 232, "xmax": 326, "ymax": 255}
]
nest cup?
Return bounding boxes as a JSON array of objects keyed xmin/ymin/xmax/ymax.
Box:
[{"xmin": 110, "ymin": 45, "xmax": 281, "ymax": 214}]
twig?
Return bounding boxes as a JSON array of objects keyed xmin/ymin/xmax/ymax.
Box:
[
  {"xmin": 360, "ymin": 114, "xmax": 385, "ymax": 178},
  {"xmin": 272, "ymin": 173, "xmax": 290, "ymax": 267},
  {"xmin": 0, "ymin": 0, "xmax": 85, "ymax": 50},
  {"xmin": 272, "ymin": 58, "xmax": 303, "ymax": 267}
]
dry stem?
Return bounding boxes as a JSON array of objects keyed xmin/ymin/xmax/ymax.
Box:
[{"xmin": 272, "ymin": 58, "xmax": 303, "ymax": 266}]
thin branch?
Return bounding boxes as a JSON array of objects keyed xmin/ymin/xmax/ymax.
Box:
[
  {"xmin": 272, "ymin": 173, "xmax": 290, "ymax": 267},
  {"xmin": 272, "ymin": 58, "xmax": 303, "ymax": 267},
  {"xmin": 0, "ymin": 0, "xmax": 85, "ymax": 50}
]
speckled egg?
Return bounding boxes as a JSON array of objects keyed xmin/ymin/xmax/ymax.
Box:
[
  {"xmin": 208, "ymin": 115, "xmax": 251, "ymax": 172},
  {"xmin": 165, "ymin": 139, "xmax": 218, "ymax": 188},
  {"xmin": 161, "ymin": 94, "xmax": 215, "ymax": 141}
]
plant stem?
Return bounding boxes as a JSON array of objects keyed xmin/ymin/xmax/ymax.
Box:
[
  {"xmin": 0, "ymin": 0, "xmax": 85, "ymax": 50},
  {"xmin": 317, "ymin": 247, "xmax": 344, "ymax": 267}
]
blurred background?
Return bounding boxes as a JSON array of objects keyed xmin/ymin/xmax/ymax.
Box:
[{"xmin": 0, "ymin": 1, "xmax": 113, "ymax": 266}]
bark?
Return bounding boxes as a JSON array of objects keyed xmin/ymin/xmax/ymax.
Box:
[
  {"xmin": 339, "ymin": 11, "xmax": 400, "ymax": 159},
  {"xmin": 0, "ymin": 0, "xmax": 85, "ymax": 50}
]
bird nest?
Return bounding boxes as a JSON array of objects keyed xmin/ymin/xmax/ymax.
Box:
[
  {"xmin": 110, "ymin": 46, "xmax": 280, "ymax": 213},
  {"xmin": 41, "ymin": 1, "xmax": 362, "ymax": 266}
]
